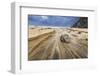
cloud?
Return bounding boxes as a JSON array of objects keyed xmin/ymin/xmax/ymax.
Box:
[
  {"xmin": 41, "ymin": 16, "xmax": 48, "ymax": 20},
  {"xmin": 28, "ymin": 15, "xmax": 80, "ymax": 27}
]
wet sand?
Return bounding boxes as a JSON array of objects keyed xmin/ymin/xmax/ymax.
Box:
[{"xmin": 28, "ymin": 27, "xmax": 88, "ymax": 60}]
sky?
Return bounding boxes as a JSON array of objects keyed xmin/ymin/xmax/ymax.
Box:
[{"xmin": 28, "ymin": 15, "xmax": 80, "ymax": 27}]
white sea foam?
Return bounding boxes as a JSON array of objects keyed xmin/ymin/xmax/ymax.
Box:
[{"xmin": 29, "ymin": 25, "xmax": 71, "ymax": 29}]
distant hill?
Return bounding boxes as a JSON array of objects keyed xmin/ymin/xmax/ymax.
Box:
[{"xmin": 72, "ymin": 17, "xmax": 88, "ymax": 28}]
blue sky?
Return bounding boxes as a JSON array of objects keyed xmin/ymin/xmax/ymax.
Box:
[{"xmin": 28, "ymin": 15, "xmax": 80, "ymax": 27}]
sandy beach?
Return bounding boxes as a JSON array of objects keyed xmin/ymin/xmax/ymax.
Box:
[{"xmin": 28, "ymin": 27, "xmax": 88, "ymax": 60}]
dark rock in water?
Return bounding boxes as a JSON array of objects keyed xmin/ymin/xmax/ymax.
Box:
[{"xmin": 60, "ymin": 34, "xmax": 70, "ymax": 43}]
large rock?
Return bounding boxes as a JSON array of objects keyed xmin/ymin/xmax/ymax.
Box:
[{"xmin": 60, "ymin": 34, "xmax": 71, "ymax": 43}]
